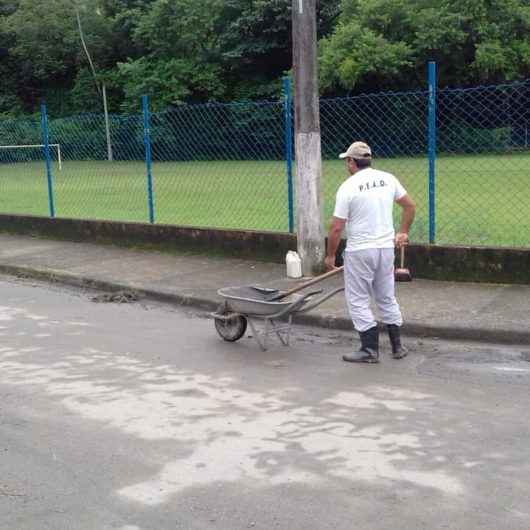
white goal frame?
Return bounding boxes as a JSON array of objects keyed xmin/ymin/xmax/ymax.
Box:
[{"xmin": 0, "ymin": 144, "xmax": 62, "ymax": 170}]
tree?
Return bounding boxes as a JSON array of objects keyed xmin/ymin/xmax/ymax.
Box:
[
  {"xmin": 0, "ymin": 0, "xmax": 115, "ymax": 114},
  {"xmin": 116, "ymin": 0, "xmax": 341, "ymax": 108},
  {"xmin": 218, "ymin": 0, "xmax": 340, "ymax": 99},
  {"xmin": 320, "ymin": 0, "xmax": 530, "ymax": 93},
  {"xmin": 114, "ymin": 0, "xmax": 226, "ymax": 109},
  {"xmin": 1, "ymin": 0, "xmax": 528, "ymax": 116}
]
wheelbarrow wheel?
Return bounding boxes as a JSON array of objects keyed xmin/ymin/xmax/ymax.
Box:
[{"xmin": 214, "ymin": 313, "xmax": 247, "ymax": 342}]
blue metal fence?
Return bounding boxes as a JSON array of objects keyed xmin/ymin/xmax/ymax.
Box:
[
  {"xmin": 283, "ymin": 77, "xmax": 295, "ymax": 233},
  {"xmin": 0, "ymin": 66, "xmax": 528, "ymax": 248},
  {"xmin": 40, "ymin": 103, "xmax": 55, "ymax": 218},
  {"xmin": 427, "ymin": 61, "xmax": 437, "ymax": 244},
  {"xmin": 142, "ymin": 95, "xmax": 155, "ymax": 224}
]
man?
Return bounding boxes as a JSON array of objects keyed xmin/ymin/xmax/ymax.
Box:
[{"xmin": 325, "ymin": 141, "xmax": 416, "ymax": 364}]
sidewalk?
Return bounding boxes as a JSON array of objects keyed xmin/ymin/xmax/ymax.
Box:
[{"xmin": 0, "ymin": 233, "xmax": 528, "ymax": 345}]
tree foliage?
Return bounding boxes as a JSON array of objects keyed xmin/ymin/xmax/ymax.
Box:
[
  {"xmin": 0, "ymin": 0, "xmax": 527, "ymax": 115},
  {"xmin": 320, "ymin": 0, "xmax": 530, "ymax": 93}
]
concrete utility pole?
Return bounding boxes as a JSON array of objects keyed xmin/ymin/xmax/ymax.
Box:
[{"xmin": 292, "ymin": 0, "xmax": 325, "ymax": 276}]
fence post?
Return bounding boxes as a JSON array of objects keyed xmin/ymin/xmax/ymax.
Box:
[
  {"xmin": 428, "ymin": 61, "xmax": 437, "ymax": 244},
  {"xmin": 142, "ymin": 95, "xmax": 155, "ymax": 224},
  {"xmin": 283, "ymin": 76, "xmax": 295, "ymax": 233},
  {"xmin": 40, "ymin": 103, "xmax": 55, "ymax": 218}
]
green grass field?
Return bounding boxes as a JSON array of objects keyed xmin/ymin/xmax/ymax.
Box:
[{"xmin": 0, "ymin": 152, "xmax": 528, "ymax": 247}]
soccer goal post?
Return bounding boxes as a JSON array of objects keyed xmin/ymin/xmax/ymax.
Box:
[{"xmin": 0, "ymin": 144, "xmax": 63, "ymax": 170}]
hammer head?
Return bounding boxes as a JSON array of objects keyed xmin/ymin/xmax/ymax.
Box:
[{"xmin": 395, "ymin": 267, "xmax": 412, "ymax": 282}]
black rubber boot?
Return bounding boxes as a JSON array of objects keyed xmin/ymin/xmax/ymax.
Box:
[
  {"xmin": 387, "ymin": 324, "xmax": 407, "ymax": 359},
  {"xmin": 343, "ymin": 326, "xmax": 379, "ymax": 363}
]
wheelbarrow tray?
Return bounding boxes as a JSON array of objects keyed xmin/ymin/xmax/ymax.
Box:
[
  {"xmin": 214, "ymin": 285, "xmax": 345, "ymax": 351},
  {"xmin": 217, "ymin": 286, "xmax": 303, "ymax": 316}
]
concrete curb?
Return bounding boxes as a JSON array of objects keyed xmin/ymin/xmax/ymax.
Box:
[
  {"xmin": 2, "ymin": 213, "xmax": 530, "ymax": 284},
  {"xmin": 0, "ymin": 264, "xmax": 528, "ymax": 346}
]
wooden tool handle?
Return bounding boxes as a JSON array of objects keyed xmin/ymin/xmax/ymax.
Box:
[
  {"xmin": 279, "ymin": 266, "xmax": 344, "ymax": 299},
  {"xmin": 400, "ymin": 246, "xmax": 405, "ymax": 268}
]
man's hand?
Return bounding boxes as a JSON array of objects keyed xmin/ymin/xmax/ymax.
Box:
[
  {"xmin": 395, "ymin": 232, "xmax": 409, "ymax": 248},
  {"xmin": 325, "ymin": 216, "xmax": 346, "ymax": 272},
  {"xmin": 395, "ymin": 194, "xmax": 415, "ymax": 247},
  {"xmin": 325, "ymin": 255, "xmax": 338, "ymax": 272}
]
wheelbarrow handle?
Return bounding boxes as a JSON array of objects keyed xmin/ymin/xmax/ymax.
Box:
[
  {"xmin": 261, "ymin": 289, "xmax": 323, "ymax": 319},
  {"xmin": 269, "ymin": 266, "xmax": 344, "ymax": 301},
  {"xmin": 295, "ymin": 287, "xmax": 345, "ymax": 314}
]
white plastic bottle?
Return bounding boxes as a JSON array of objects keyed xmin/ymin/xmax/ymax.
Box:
[{"xmin": 286, "ymin": 251, "xmax": 302, "ymax": 279}]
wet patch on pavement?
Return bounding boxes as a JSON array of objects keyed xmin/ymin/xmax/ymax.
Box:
[{"xmin": 416, "ymin": 345, "xmax": 530, "ymax": 384}]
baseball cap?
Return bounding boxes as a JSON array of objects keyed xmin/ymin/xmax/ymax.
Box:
[{"xmin": 339, "ymin": 141, "xmax": 372, "ymax": 160}]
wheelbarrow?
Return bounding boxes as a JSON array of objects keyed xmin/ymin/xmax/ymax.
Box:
[{"xmin": 212, "ymin": 268, "xmax": 344, "ymax": 351}]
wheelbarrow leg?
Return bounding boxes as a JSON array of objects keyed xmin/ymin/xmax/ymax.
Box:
[
  {"xmin": 247, "ymin": 318, "xmax": 268, "ymax": 351},
  {"xmin": 245, "ymin": 316, "xmax": 294, "ymax": 351},
  {"xmin": 271, "ymin": 317, "xmax": 291, "ymax": 346},
  {"xmin": 286, "ymin": 315, "xmax": 293, "ymax": 346}
]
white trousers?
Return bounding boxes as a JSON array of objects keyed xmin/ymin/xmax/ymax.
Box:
[{"xmin": 344, "ymin": 248, "xmax": 403, "ymax": 332}]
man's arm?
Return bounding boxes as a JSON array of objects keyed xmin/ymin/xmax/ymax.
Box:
[
  {"xmin": 395, "ymin": 194, "xmax": 416, "ymax": 247},
  {"xmin": 325, "ymin": 217, "xmax": 346, "ymax": 271}
]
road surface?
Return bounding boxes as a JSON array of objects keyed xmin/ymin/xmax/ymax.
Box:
[{"xmin": 0, "ymin": 277, "xmax": 528, "ymax": 530}]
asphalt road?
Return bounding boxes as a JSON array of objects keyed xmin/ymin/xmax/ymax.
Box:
[{"xmin": 0, "ymin": 277, "xmax": 529, "ymax": 530}]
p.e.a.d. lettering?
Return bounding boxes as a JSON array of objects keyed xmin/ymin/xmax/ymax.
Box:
[{"xmin": 359, "ymin": 180, "xmax": 387, "ymax": 192}]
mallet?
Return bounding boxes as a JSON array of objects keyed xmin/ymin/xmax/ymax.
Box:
[{"xmin": 395, "ymin": 246, "xmax": 412, "ymax": 282}]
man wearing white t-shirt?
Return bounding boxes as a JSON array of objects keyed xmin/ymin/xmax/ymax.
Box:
[{"xmin": 325, "ymin": 141, "xmax": 416, "ymax": 364}]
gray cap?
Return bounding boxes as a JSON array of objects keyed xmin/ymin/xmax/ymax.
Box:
[{"xmin": 339, "ymin": 141, "xmax": 372, "ymax": 160}]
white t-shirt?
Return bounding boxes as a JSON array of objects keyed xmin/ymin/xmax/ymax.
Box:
[{"xmin": 333, "ymin": 167, "xmax": 407, "ymax": 252}]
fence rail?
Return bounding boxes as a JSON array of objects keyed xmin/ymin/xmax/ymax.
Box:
[{"xmin": 0, "ymin": 66, "xmax": 528, "ymax": 248}]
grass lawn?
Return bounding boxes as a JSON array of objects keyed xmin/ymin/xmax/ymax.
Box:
[{"xmin": 0, "ymin": 152, "xmax": 528, "ymax": 247}]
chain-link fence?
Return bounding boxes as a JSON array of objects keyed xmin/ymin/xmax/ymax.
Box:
[
  {"xmin": 149, "ymin": 101, "xmax": 286, "ymax": 230},
  {"xmin": 0, "ymin": 116, "xmax": 50, "ymax": 217},
  {"xmin": 48, "ymin": 113, "xmax": 148, "ymax": 223},
  {"xmin": 320, "ymin": 90, "xmax": 430, "ymax": 244},
  {"xmin": 436, "ymin": 81, "xmax": 530, "ymax": 247},
  {"xmin": 0, "ymin": 71, "xmax": 528, "ymax": 248}
]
